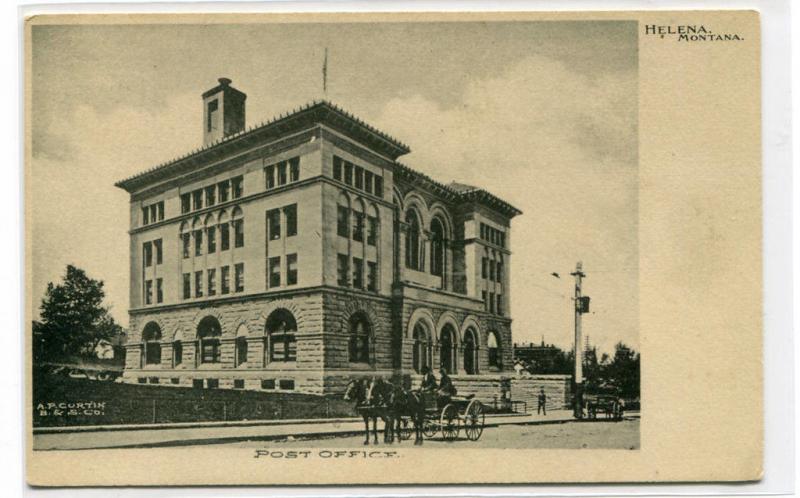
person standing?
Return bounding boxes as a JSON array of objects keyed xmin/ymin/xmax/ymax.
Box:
[{"xmin": 537, "ymin": 387, "xmax": 547, "ymax": 415}]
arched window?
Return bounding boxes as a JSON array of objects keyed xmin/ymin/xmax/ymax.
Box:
[
  {"xmin": 218, "ymin": 210, "xmax": 230, "ymax": 251},
  {"xmin": 231, "ymin": 206, "xmax": 244, "ymax": 248},
  {"xmin": 412, "ymin": 322, "xmax": 431, "ymax": 374},
  {"xmin": 405, "ymin": 209, "xmax": 422, "ymax": 270},
  {"xmin": 204, "ymin": 213, "xmax": 216, "ymax": 254},
  {"xmin": 463, "ymin": 328, "xmax": 479, "ymax": 375},
  {"xmin": 439, "ymin": 324, "xmax": 457, "ymax": 374},
  {"xmin": 266, "ymin": 309, "xmax": 297, "ymax": 362},
  {"xmin": 352, "ymin": 198, "xmax": 365, "ymax": 242},
  {"xmin": 173, "ymin": 340, "xmax": 183, "ymax": 367},
  {"xmin": 430, "ymin": 217, "xmax": 445, "ymax": 277},
  {"xmin": 142, "ymin": 322, "xmax": 162, "ymax": 366},
  {"xmin": 348, "ymin": 313, "xmax": 371, "ymax": 363},
  {"xmin": 192, "ymin": 216, "xmax": 203, "ymax": 257},
  {"xmin": 235, "ymin": 324, "xmax": 249, "ymax": 367},
  {"xmin": 197, "ymin": 316, "xmax": 222, "ymax": 364},
  {"xmin": 337, "ymin": 193, "xmax": 350, "ymax": 238},
  {"xmin": 180, "ymin": 221, "xmax": 191, "ymax": 259},
  {"xmin": 487, "ymin": 331, "xmax": 501, "ymax": 369},
  {"xmin": 366, "ymin": 204, "xmax": 379, "ymax": 246}
]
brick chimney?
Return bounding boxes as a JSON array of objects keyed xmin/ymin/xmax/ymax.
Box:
[{"xmin": 202, "ymin": 78, "xmax": 246, "ymax": 146}]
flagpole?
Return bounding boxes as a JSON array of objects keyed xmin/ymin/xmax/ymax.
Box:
[{"xmin": 322, "ymin": 47, "xmax": 328, "ymax": 95}]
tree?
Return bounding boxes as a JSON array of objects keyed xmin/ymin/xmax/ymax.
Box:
[
  {"xmin": 604, "ymin": 342, "xmax": 640, "ymax": 399},
  {"xmin": 35, "ymin": 265, "xmax": 123, "ymax": 361}
]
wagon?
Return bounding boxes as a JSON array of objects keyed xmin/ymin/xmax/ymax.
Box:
[
  {"xmin": 397, "ymin": 392, "xmax": 486, "ymax": 442},
  {"xmin": 584, "ymin": 394, "xmax": 624, "ymax": 420}
]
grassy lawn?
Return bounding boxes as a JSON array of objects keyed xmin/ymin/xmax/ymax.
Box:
[{"xmin": 33, "ymin": 371, "xmax": 356, "ymax": 427}]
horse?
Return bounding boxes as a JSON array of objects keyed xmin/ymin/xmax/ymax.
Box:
[
  {"xmin": 385, "ymin": 382, "xmax": 427, "ymax": 445},
  {"xmin": 343, "ymin": 377, "xmax": 394, "ymax": 445}
]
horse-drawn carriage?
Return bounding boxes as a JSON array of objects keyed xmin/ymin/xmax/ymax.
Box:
[
  {"xmin": 404, "ymin": 392, "xmax": 486, "ymax": 442},
  {"xmin": 583, "ymin": 393, "xmax": 624, "ymax": 420}
]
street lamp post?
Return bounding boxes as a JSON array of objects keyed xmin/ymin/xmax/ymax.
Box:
[{"xmin": 571, "ymin": 261, "xmax": 588, "ymax": 419}]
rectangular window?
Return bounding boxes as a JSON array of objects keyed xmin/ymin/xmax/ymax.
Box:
[
  {"xmin": 143, "ymin": 242, "xmax": 152, "ymax": 267},
  {"xmin": 480, "ymin": 223, "xmax": 486, "ymax": 240},
  {"xmin": 183, "ymin": 273, "xmax": 191, "ymax": 299},
  {"xmin": 352, "ymin": 212, "xmax": 364, "ymax": 242},
  {"xmin": 269, "ymin": 256, "xmax": 281, "ymax": 288},
  {"xmin": 337, "ymin": 254, "xmax": 349, "ymax": 286},
  {"xmin": 156, "ymin": 278, "xmax": 163, "ymax": 303},
  {"xmin": 337, "ymin": 206, "xmax": 349, "ymax": 237},
  {"xmin": 277, "ymin": 161, "xmax": 287, "ymax": 185},
  {"xmin": 496, "ymin": 262, "xmax": 503, "ymax": 283},
  {"xmin": 267, "ymin": 209, "xmax": 281, "ymax": 240},
  {"xmin": 142, "ymin": 207, "xmax": 149, "ymax": 225},
  {"xmin": 265, "ymin": 164, "xmax": 275, "ymax": 189},
  {"xmin": 207, "ymin": 99, "xmax": 218, "ymax": 132},
  {"xmin": 231, "ymin": 176, "xmax": 243, "ymax": 199},
  {"xmin": 374, "ymin": 176, "xmax": 383, "ymax": 197},
  {"xmin": 367, "ymin": 261, "xmax": 377, "ymax": 292},
  {"xmin": 482, "ymin": 291, "xmax": 488, "ymax": 312},
  {"xmin": 364, "ymin": 171, "xmax": 373, "ymax": 194},
  {"xmin": 207, "ymin": 269, "xmax": 216, "ymax": 296},
  {"xmin": 144, "ymin": 280, "xmax": 153, "ymax": 305},
  {"xmin": 489, "ymin": 260, "xmax": 496, "ymax": 281},
  {"xmin": 195, "ymin": 271, "xmax": 203, "ymax": 297},
  {"xmin": 234, "ymin": 219, "xmax": 244, "ymax": 248},
  {"xmin": 289, "ymin": 157, "xmax": 300, "ymax": 182},
  {"xmin": 367, "ymin": 216, "xmax": 378, "ymax": 246},
  {"xmin": 482, "ymin": 257, "xmax": 488, "ymax": 279},
  {"xmin": 182, "ymin": 233, "xmax": 190, "ymax": 258},
  {"xmin": 218, "ymin": 180, "xmax": 230, "ymax": 203},
  {"xmin": 285, "ymin": 204, "xmax": 297, "ymax": 237},
  {"xmin": 154, "ymin": 239, "xmax": 162, "ymax": 265},
  {"xmin": 194, "ymin": 230, "xmax": 203, "ymax": 256},
  {"xmin": 497, "ymin": 295, "xmax": 503, "ymax": 316},
  {"xmin": 489, "ymin": 292, "xmax": 496, "ymax": 314},
  {"xmin": 287, "ymin": 254, "xmax": 298, "ymax": 285},
  {"xmin": 181, "ymin": 194, "xmax": 191, "ymax": 214},
  {"xmin": 150, "ymin": 205, "xmax": 157, "ymax": 225},
  {"xmin": 207, "ymin": 226, "xmax": 216, "ymax": 254},
  {"xmin": 157, "ymin": 201, "xmax": 164, "ymax": 221},
  {"xmin": 192, "ymin": 190, "xmax": 203, "ymax": 210},
  {"xmin": 220, "ymin": 223, "xmax": 230, "ymax": 251},
  {"xmin": 354, "ymin": 166, "xmax": 364, "ymax": 189},
  {"xmin": 344, "ymin": 162, "xmax": 353, "ymax": 185},
  {"xmin": 205, "ymin": 186, "xmax": 216, "ymax": 206},
  {"xmin": 353, "ymin": 258, "xmax": 364, "ymax": 289},
  {"xmin": 235, "ymin": 263, "xmax": 245, "ymax": 292},
  {"xmin": 333, "ymin": 156, "xmax": 342, "ymax": 181},
  {"xmin": 221, "ymin": 266, "xmax": 230, "ymax": 294}
]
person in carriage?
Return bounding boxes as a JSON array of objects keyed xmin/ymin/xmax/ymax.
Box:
[
  {"xmin": 419, "ymin": 366, "xmax": 437, "ymax": 392},
  {"xmin": 436, "ymin": 367, "xmax": 457, "ymax": 409}
]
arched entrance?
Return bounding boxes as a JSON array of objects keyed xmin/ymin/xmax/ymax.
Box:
[
  {"xmin": 439, "ymin": 324, "xmax": 457, "ymax": 374},
  {"xmin": 197, "ymin": 316, "xmax": 222, "ymax": 364}
]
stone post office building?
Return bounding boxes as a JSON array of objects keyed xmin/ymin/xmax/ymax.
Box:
[{"xmin": 116, "ymin": 79, "xmax": 568, "ymax": 402}]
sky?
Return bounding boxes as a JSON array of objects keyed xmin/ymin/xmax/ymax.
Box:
[{"xmin": 30, "ymin": 20, "xmax": 638, "ymax": 356}]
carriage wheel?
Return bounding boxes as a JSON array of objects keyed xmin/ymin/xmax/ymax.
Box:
[
  {"xmin": 464, "ymin": 400, "xmax": 485, "ymax": 441},
  {"xmin": 422, "ymin": 417, "xmax": 438, "ymax": 438},
  {"xmin": 398, "ymin": 417, "xmax": 412, "ymax": 440},
  {"xmin": 440, "ymin": 404, "xmax": 460, "ymax": 441}
]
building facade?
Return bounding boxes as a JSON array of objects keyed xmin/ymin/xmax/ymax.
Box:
[{"xmin": 116, "ymin": 79, "xmax": 522, "ymax": 394}]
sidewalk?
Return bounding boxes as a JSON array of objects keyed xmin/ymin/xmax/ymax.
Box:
[{"xmin": 33, "ymin": 409, "xmax": 583, "ymax": 450}]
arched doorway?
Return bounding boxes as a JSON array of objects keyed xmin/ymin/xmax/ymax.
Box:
[
  {"xmin": 463, "ymin": 328, "xmax": 479, "ymax": 375},
  {"xmin": 439, "ymin": 324, "xmax": 457, "ymax": 374},
  {"xmin": 197, "ymin": 316, "xmax": 222, "ymax": 364},
  {"xmin": 266, "ymin": 309, "xmax": 297, "ymax": 362},
  {"xmin": 412, "ymin": 321, "xmax": 432, "ymax": 374}
]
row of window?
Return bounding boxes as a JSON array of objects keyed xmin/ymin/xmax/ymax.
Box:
[
  {"xmin": 482, "ymin": 290, "xmax": 504, "ymax": 316},
  {"xmin": 182, "ymin": 264, "xmax": 244, "ymax": 299},
  {"xmin": 144, "ymin": 278, "xmax": 163, "ymax": 305},
  {"xmin": 182, "ymin": 220, "xmax": 244, "ymax": 258},
  {"xmin": 337, "ymin": 205, "xmax": 378, "ymax": 245},
  {"xmin": 481, "ymin": 256, "xmax": 504, "ymax": 283},
  {"xmin": 136, "ymin": 376, "xmax": 296, "ymax": 391},
  {"xmin": 268, "ymin": 254, "xmax": 299, "ymax": 288},
  {"xmin": 404, "ymin": 209, "xmax": 447, "ymax": 278},
  {"xmin": 480, "ymin": 222, "xmax": 506, "ymax": 248},
  {"xmin": 332, "ymin": 156, "xmax": 384, "ymax": 198},
  {"xmin": 180, "ymin": 176, "xmax": 244, "ymax": 214},
  {"xmin": 143, "ymin": 239, "xmax": 163, "ymax": 267},
  {"xmin": 411, "ymin": 322, "xmax": 503, "ymax": 374},
  {"xmin": 142, "ymin": 201, "xmax": 165, "ymax": 226},
  {"xmin": 265, "ymin": 157, "xmax": 300, "ymax": 190},
  {"xmin": 336, "ymin": 255, "xmax": 378, "ymax": 291}
]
